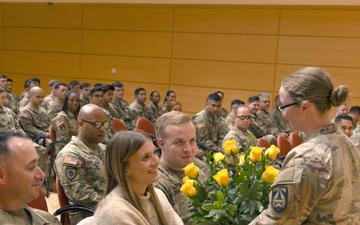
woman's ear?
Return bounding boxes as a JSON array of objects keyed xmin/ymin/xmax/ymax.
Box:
[{"xmin": 301, "ymin": 101, "xmax": 310, "ymax": 112}]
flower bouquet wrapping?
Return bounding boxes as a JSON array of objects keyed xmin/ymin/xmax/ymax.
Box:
[{"xmin": 181, "ymin": 139, "xmax": 280, "ymax": 225}]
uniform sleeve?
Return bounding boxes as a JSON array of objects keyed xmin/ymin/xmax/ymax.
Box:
[
  {"xmin": 47, "ymin": 104, "xmax": 58, "ymax": 121},
  {"xmin": 19, "ymin": 110, "xmax": 50, "ymax": 138},
  {"xmin": 193, "ymin": 116, "xmax": 223, "ymax": 152},
  {"xmin": 54, "ymin": 152, "xmax": 102, "ymax": 206},
  {"xmin": 250, "ymin": 159, "xmax": 330, "ymax": 224}
]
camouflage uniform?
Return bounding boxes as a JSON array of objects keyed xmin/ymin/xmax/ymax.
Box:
[
  {"xmin": 102, "ymin": 108, "xmax": 115, "ymax": 142},
  {"xmin": 112, "ymin": 99, "xmax": 135, "ymax": 129},
  {"xmin": 0, "ymin": 106, "xmax": 25, "ymax": 134},
  {"xmin": 155, "ymin": 158, "xmax": 208, "ymax": 225},
  {"xmin": 220, "ymin": 108, "xmax": 228, "ymax": 118},
  {"xmin": 224, "ymin": 114, "xmax": 235, "ymax": 130},
  {"xmin": 5, "ymin": 92, "xmax": 18, "ymax": 114},
  {"xmin": 103, "ymin": 102, "xmax": 121, "ymax": 119},
  {"xmin": 19, "ymin": 104, "xmax": 50, "ymax": 146},
  {"xmin": 160, "ymin": 101, "xmax": 168, "ymax": 114},
  {"xmin": 129, "ymin": 100, "xmax": 150, "ymax": 124},
  {"xmin": 18, "ymin": 95, "xmax": 30, "ymax": 112},
  {"xmin": 351, "ymin": 132, "xmax": 360, "ymax": 148},
  {"xmin": 250, "ymin": 124, "xmax": 360, "ymax": 224},
  {"xmin": 51, "ymin": 110, "xmax": 78, "ymax": 152},
  {"xmin": 47, "ymin": 99, "xmax": 63, "ymax": 120},
  {"xmin": 0, "ymin": 205, "xmax": 61, "ymax": 225},
  {"xmin": 54, "ymin": 136, "xmax": 106, "ymax": 224},
  {"xmin": 271, "ymin": 107, "xmax": 292, "ymax": 135},
  {"xmin": 223, "ymin": 127, "xmax": 259, "ymax": 153},
  {"xmin": 353, "ymin": 125, "xmax": 360, "ymax": 135},
  {"xmin": 193, "ymin": 109, "xmax": 228, "ymax": 152},
  {"xmin": 248, "ymin": 112, "xmax": 277, "ymax": 145},
  {"xmin": 256, "ymin": 109, "xmax": 281, "ymax": 137},
  {"xmin": 19, "ymin": 91, "xmax": 27, "ymax": 101},
  {"xmin": 146, "ymin": 102, "xmax": 162, "ymax": 126},
  {"xmin": 80, "ymin": 94, "xmax": 89, "ymax": 108},
  {"xmin": 42, "ymin": 93, "xmax": 56, "ymax": 110}
]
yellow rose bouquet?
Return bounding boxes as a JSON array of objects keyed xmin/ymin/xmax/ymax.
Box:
[{"xmin": 181, "ymin": 139, "xmax": 280, "ymax": 225}]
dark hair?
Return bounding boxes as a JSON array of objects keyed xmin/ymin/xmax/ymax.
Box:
[
  {"xmin": 349, "ymin": 106, "xmax": 360, "ymax": 114},
  {"xmin": 90, "ymin": 86, "xmax": 104, "ymax": 96},
  {"xmin": 0, "ymin": 74, "xmax": 7, "ymax": 79},
  {"xmin": 80, "ymin": 82, "xmax": 91, "ymax": 90},
  {"xmin": 102, "ymin": 84, "xmax": 115, "ymax": 94},
  {"xmin": 134, "ymin": 87, "xmax": 145, "ymax": 96},
  {"xmin": 68, "ymin": 80, "xmax": 80, "ymax": 90},
  {"xmin": 0, "ymin": 132, "xmax": 28, "ymax": 163},
  {"xmin": 206, "ymin": 93, "xmax": 221, "ymax": 102},
  {"xmin": 62, "ymin": 92, "xmax": 80, "ymax": 117},
  {"xmin": 214, "ymin": 91, "xmax": 224, "ymax": 98},
  {"xmin": 112, "ymin": 82, "xmax": 123, "ymax": 88},
  {"xmin": 231, "ymin": 99, "xmax": 245, "ymax": 107},
  {"xmin": 163, "ymin": 90, "xmax": 175, "ymax": 103},
  {"xmin": 54, "ymin": 82, "xmax": 68, "ymax": 90},
  {"xmin": 274, "ymin": 95, "xmax": 280, "ymax": 102},
  {"xmin": 335, "ymin": 114, "xmax": 354, "ymax": 126},
  {"xmin": 48, "ymin": 79, "xmax": 59, "ymax": 88},
  {"xmin": 248, "ymin": 96, "xmax": 260, "ymax": 104},
  {"xmin": 150, "ymin": 91, "xmax": 159, "ymax": 98},
  {"xmin": 93, "ymin": 83, "xmax": 103, "ymax": 88},
  {"xmin": 24, "ymin": 78, "xmax": 40, "ymax": 89},
  {"xmin": 7, "ymin": 78, "xmax": 13, "ymax": 83}
]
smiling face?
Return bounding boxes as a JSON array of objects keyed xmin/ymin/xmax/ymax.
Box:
[
  {"xmin": 0, "ymin": 137, "xmax": 45, "ymax": 207},
  {"xmin": 235, "ymin": 106, "xmax": 251, "ymax": 132},
  {"xmin": 336, "ymin": 119, "xmax": 353, "ymax": 138},
  {"xmin": 248, "ymin": 100, "xmax": 260, "ymax": 114},
  {"xmin": 67, "ymin": 93, "xmax": 80, "ymax": 113},
  {"xmin": 159, "ymin": 122, "xmax": 197, "ymax": 171},
  {"xmin": 126, "ymin": 139, "xmax": 160, "ymax": 194}
]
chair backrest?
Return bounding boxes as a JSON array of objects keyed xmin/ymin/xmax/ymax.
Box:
[
  {"xmin": 290, "ymin": 132, "xmax": 303, "ymax": 149},
  {"xmin": 112, "ymin": 118, "xmax": 127, "ymax": 132},
  {"xmin": 56, "ymin": 177, "xmax": 71, "ymax": 225},
  {"xmin": 136, "ymin": 117, "xmax": 156, "ymax": 136},
  {"xmin": 27, "ymin": 190, "xmax": 48, "ymax": 212},
  {"xmin": 278, "ymin": 135, "xmax": 292, "ymax": 157},
  {"xmin": 258, "ymin": 138, "xmax": 271, "ymax": 149},
  {"xmin": 50, "ymin": 124, "xmax": 56, "ymax": 142}
]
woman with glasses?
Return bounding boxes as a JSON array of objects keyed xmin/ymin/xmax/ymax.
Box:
[
  {"xmin": 250, "ymin": 67, "xmax": 360, "ymax": 224},
  {"xmin": 88, "ymin": 131, "xmax": 183, "ymax": 225}
]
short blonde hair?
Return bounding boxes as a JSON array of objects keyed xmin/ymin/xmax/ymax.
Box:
[{"xmin": 157, "ymin": 111, "xmax": 193, "ymax": 139}]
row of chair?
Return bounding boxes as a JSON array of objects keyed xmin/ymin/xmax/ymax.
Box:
[{"xmin": 258, "ymin": 132, "xmax": 303, "ymax": 158}]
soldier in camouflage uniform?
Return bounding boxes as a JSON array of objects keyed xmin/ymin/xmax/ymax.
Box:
[
  {"xmin": 214, "ymin": 91, "xmax": 229, "ymax": 118},
  {"xmin": 250, "ymin": 67, "xmax": 360, "ymax": 224},
  {"xmin": 247, "ymin": 96, "xmax": 277, "ymax": 145},
  {"xmin": 155, "ymin": 111, "xmax": 209, "ymax": 225},
  {"xmin": 0, "ymin": 132, "xmax": 61, "ymax": 225},
  {"xmin": 112, "ymin": 82, "xmax": 135, "ymax": 129},
  {"xmin": 334, "ymin": 115, "xmax": 354, "ymax": 138},
  {"xmin": 271, "ymin": 95, "xmax": 292, "ymax": 135},
  {"xmin": 223, "ymin": 105, "xmax": 259, "ymax": 152},
  {"xmin": 224, "ymin": 99, "xmax": 244, "ymax": 130},
  {"xmin": 47, "ymin": 82, "xmax": 68, "ymax": 120},
  {"xmin": 193, "ymin": 93, "xmax": 229, "ymax": 153},
  {"xmin": 160, "ymin": 90, "xmax": 176, "ymax": 114},
  {"xmin": 349, "ymin": 106, "xmax": 360, "ymax": 135},
  {"xmin": 51, "ymin": 92, "xmax": 80, "ymax": 153},
  {"xmin": 19, "ymin": 87, "xmax": 51, "ymax": 147},
  {"xmin": 79, "ymin": 82, "xmax": 91, "ymax": 108},
  {"xmin": 147, "ymin": 90, "xmax": 162, "ymax": 126},
  {"xmin": 102, "ymin": 84, "xmax": 121, "ymax": 119},
  {"xmin": 18, "ymin": 78, "xmax": 40, "ymax": 112},
  {"xmin": 54, "ymin": 104, "xmax": 107, "ymax": 224},
  {"xmin": 42, "ymin": 79, "xmax": 59, "ymax": 110},
  {"xmin": 129, "ymin": 87, "xmax": 151, "ymax": 124},
  {"xmin": 4, "ymin": 78, "xmax": 18, "ymax": 114}
]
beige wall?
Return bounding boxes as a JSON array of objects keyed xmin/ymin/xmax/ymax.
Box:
[{"xmin": 1, "ymin": 3, "xmax": 360, "ymax": 115}]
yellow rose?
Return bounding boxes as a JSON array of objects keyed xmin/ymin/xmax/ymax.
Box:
[
  {"xmin": 238, "ymin": 154, "xmax": 245, "ymax": 165},
  {"xmin": 213, "ymin": 169, "xmax": 231, "ymax": 187},
  {"xmin": 180, "ymin": 182, "xmax": 197, "ymax": 197},
  {"xmin": 265, "ymin": 145, "xmax": 280, "ymax": 161},
  {"xmin": 183, "ymin": 176, "xmax": 196, "ymax": 185},
  {"xmin": 213, "ymin": 152, "xmax": 225, "ymax": 165},
  {"xmin": 183, "ymin": 162, "xmax": 199, "ymax": 179},
  {"xmin": 222, "ymin": 139, "xmax": 239, "ymax": 156},
  {"xmin": 262, "ymin": 166, "xmax": 279, "ymax": 184},
  {"xmin": 182, "ymin": 176, "xmax": 190, "ymax": 183},
  {"xmin": 249, "ymin": 146, "xmax": 262, "ymax": 162}
]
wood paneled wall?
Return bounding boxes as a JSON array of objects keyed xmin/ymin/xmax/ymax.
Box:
[{"xmin": 1, "ymin": 3, "xmax": 360, "ymax": 116}]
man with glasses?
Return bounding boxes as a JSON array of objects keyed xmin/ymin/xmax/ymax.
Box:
[
  {"xmin": 54, "ymin": 104, "xmax": 107, "ymax": 224},
  {"xmin": 223, "ymin": 105, "xmax": 259, "ymax": 152}
]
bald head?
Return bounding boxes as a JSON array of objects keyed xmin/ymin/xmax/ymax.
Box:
[
  {"xmin": 29, "ymin": 87, "xmax": 44, "ymax": 106},
  {"xmin": 29, "ymin": 86, "xmax": 43, "ymax": 96},
  {"xmin": 78, "ymin": 104, "xmax": 105, "ymax": 120}
]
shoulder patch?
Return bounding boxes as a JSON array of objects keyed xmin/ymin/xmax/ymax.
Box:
[
  {"xmin": 56, "ymin": 120, "xmax": 64, "ymax": 127},
  {"xmin": 20, "ymin": 112, "xmax": 28, "ymax": 118},
  {"xmin": 197, "ymin": 123, "xmax": 206, "ymax": 129},
  {"xmin": 63, "ymin": 156, "xmax": 79, "ymax": 166},
  {"xmin": 66, "ymin": 167, "xmax": 77, "ymax": 180},
  {"xmin": 271, "ymin": 186, "xmax": 288, "ymax": 213}
]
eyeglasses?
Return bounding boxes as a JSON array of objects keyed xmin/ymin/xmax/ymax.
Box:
[
  {"xmin": 278, "ymin": 102, "xmax": 298, "ymax": 111},
  {"xmin": 81, "ymin": 119, "xmax": 109, "ymax": 129},
  {"xmin": 236, "ymin": 115, "xmax": 252, "ymax": 120}
]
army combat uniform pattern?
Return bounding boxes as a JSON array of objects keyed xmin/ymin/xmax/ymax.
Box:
[
  {"xmin": 223, "ymin": 127, "xmax": 259, "ymax": 153},
  {"xmin": 112, "ymin": 99, "xmax": 135, "ymax": 130},
  {"xmin": 54, "ymin": 136, "xmax": 106, "ymax": 224},
  {"xmin": 250, "ymin": 124, "xmax": 360, "ymax": 224},
  {"xmin": 129, "ymin": 100, "xmax": 151, "ymax": 125},
  {"xmin": 146, "ymin": 101, "xmax": 162, "ymax": 126},
  {"xmin": 271, "ymin": 107, "xmax": 292, "ymax": 135},
  {"xmin": 51, "ymin": 110, "xmax": 78, "ymax": 152}
]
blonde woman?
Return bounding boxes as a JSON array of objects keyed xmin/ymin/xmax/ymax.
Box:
[{"xmin": 91, "ymin": 131, "xmax": 183, "ymax": 225}]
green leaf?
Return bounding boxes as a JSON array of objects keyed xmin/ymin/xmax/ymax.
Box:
[
  {"xmin": 217, "ymin": 191, "xmax": 225, "ymax": 204},
  {"xmin": 202, "ymin": 203, "xmax": 217, "ymax": 211}
]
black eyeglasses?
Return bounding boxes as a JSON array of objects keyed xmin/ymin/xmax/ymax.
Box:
[
  {"xmin": 81, "ymin": 119, "xmax": 109, "ymax": 129},
  {"xmin": 236, "ymin": 115, "xmax": 252, "ymax": 120},
  {"xmin": 278, "ymin": 102, "xmax": 298, "ymax": 111}
]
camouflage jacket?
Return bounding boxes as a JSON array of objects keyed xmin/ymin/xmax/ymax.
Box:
[
  {"xmin": 271, "ymin": 107, "xmax": 292, "ymax": 135},
  {"xmin": 146, "ymin": 102, "xmax": 162, "ymax": 126},
  {"xmin": 51, "ymin": 110, "xmax": 78, "ymax": 151},
  {"xmin": 112, "ymin": 99, "xmax": 135, "ymax": 129},
  {"xmin": 223, "ymin": 127, "xmax": 259, "ymax": 153}
]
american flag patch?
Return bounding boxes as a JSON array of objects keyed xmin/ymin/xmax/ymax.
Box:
[{"xmin": 63, "ymin": 156, "xmax": 78, "ymax": 166}]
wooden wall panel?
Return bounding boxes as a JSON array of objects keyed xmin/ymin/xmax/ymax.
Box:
[
  {"xmin": 82, "ymin": 30, "xmax": 172, "ymax": 57},
  {"xmin": 2, "ymin": 51, "xmax": 81, "ymax": 77},
  {"xmin": 3, "ymin": 5, "xmax": 82, "ymax": 28},
  {"xmin": 280, "ymin": 9, "xmax": 360, "ymax": 37},
  {"xmin": 172, "ymin": 33, "xmax": 278, "ymax": 62},
  {"xmin": 174, "ymin": 8, "xmax": 280, "ymax": 34},
  {"xmin": 83, "ymin": 6, "xmax": 174, "ymax": 31},
  {"xmin": 277, "ymin": 36, "xmax": 360, "ymax": 67},
  {"xmin": 80, "ymin": 55, "xmax": 170, "ymax": 83},
  {"xmin": 3, "ymin": 28, "xmax": 82, "ymax": 53},
  {"xmin": 171, "ymin": 59, "xmax": 275, "ymax": 91}
]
